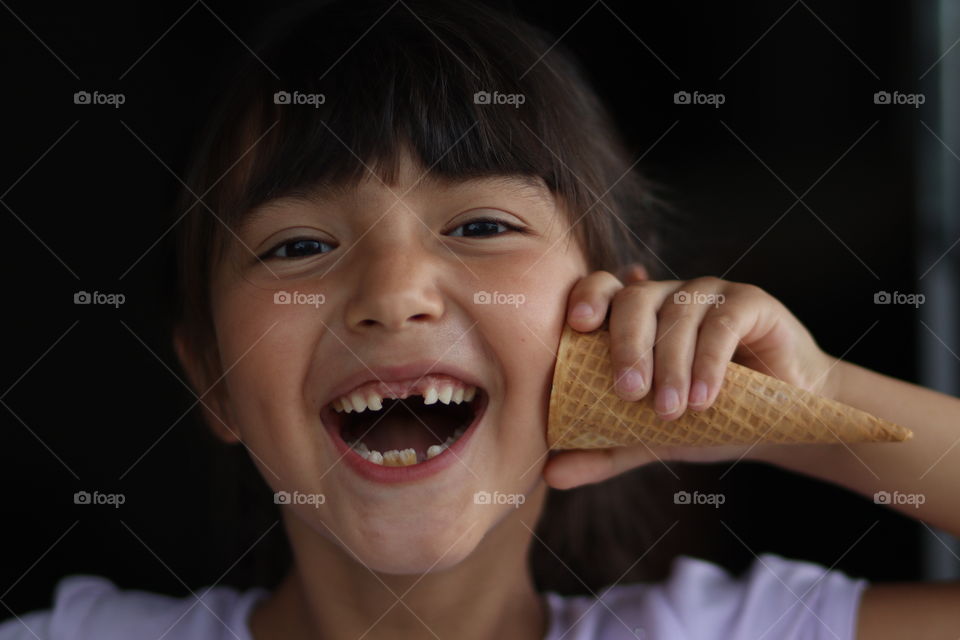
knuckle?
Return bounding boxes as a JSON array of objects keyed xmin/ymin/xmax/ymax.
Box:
[
  {"xmin": 577, "ymin": 270, "xmax": 618, "ymax": 291},
  {"xmin": 613, "ymin": 282, "xmax": 657, "ymax": 305},
  {"xmin": 596, "ymin": 270, "xmax": 623, "ymax": 287},
  {"xmin": 735, "ymin": 281, "xmax": 766, "ymax": 299},
  {"xmin": 610, "ymin": 339, "xmax": 647, "ymax": 365},
  {"xmin": 703, "ymin": 312, "xmax": 738, "ymax": 333},
  {"xmin": 662, "ymin": 300, "xmax": 699, "ymax": 322},
  {"xmin": 653, "ymin": 364, "xmax": 687, "ymax": 389},
  {"xmin": 620, "ymin": 263, "xmax": 649, "ymax": 284},
  {"xmin": 651, "ymin": 347, "xmax": 690, "ymax": 380},
  {"xmin": 693, "ymin": 350, "xmax": 728, "ymax": 375},
  {"xmin": 691, "ymin": 275, "xmax": 724, "ymax": 289}
]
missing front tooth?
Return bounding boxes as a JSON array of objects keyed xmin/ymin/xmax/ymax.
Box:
[{"xmin": 341, "ymin": 395, "xmax": 473, "ymax": 451}]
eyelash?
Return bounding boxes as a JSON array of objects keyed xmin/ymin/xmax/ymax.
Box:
[{"xmin": 259, "ymin": 217, "xmax": 525, "ymax": 260}]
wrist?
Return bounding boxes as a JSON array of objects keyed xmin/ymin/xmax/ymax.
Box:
[{"xmin": 820, "ymin": 352, "xmax": 848, "ymax": 402}]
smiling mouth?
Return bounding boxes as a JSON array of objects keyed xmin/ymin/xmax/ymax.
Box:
[{"xmin": 323, "ymin": 376, "xmax": 487, "ymax": 467}]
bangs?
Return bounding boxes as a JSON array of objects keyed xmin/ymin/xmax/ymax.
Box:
[
  {"xmin": 174, "ymin": 0, "xmax": 666, "ymax": 354},
  {"xmin": 194, "ymin": 0, "xmax": 615, "ymax": 261}
]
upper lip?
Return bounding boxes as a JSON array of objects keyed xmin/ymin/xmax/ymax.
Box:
[{"xmin": 321, "ymin": 361, "xmax": 487, "ymax": 410}]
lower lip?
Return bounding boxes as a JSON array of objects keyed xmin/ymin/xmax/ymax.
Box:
[{"xmin": 320, "ymin": 393, "xmax": 487, "ymax": 484}]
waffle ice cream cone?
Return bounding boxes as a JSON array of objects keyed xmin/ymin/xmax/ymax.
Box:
[{"xmin": 547, "ymin": 325, "xmax": 913, "ymax": 449}]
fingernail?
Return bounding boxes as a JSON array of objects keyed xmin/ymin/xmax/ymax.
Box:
[
  {"xmin": 617, "ymin": 368, "xmax": 644, "ymax": 395},
  {"xmin": 570, "ymin": 302, "xmax": 593, "ymax": 319},
  {"xmin": 655, "ymin": 386, "xmax": 679, "ymax": 415},
  {"xmin": 689, "ymin": 380, "xmax": 708, "ymax": 407}
]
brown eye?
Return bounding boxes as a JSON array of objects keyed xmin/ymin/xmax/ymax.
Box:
[
  {"xmin": 263, "ymin": 237, "xmax": 335, "ymax": 259},
  {"xmin": 447, "ymin": 218, "xmax": 521, "ymax": 238}
]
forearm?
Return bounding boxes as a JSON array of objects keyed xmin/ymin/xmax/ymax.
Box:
[{"xmin": 754, "ymin": 358, "xmax": 960, "ymax": 536}]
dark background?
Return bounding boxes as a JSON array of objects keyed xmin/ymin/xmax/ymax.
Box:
[{"xmin": 0, "ymin": 0, "xmax": 947, "ymax": 614}]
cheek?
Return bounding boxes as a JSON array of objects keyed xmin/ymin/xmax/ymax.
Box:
[
  {"xmin": 476, "ymin": 242, "xmax": 586, "ymax": 339},
  {"xmin": 211, "ymin": 285, "xmax": 323, "ymax": 455},
  {"xmin": 480, "ymin": 247, "xmax": 588, "ymax": 457}
]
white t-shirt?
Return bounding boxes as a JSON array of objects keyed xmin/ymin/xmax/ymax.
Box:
[{"xmin": 0, "ymin": 552, "xmax": 868, "ymax": 639}]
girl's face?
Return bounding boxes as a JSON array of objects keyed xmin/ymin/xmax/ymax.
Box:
[{"xmin": 203, "ymin": 150, "xmax": 589, "ymax": 574}]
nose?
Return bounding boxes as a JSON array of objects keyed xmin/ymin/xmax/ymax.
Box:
[{"xmin": 344, "ymin": 244, "xmax": 445, "ymax": 332}]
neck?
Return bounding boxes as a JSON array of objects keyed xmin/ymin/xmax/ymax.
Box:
[{"xmin": 250, "ymin": 482, "xmax": 550, "ymax": 640}]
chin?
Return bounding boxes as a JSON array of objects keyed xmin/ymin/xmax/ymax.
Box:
[{"xmin": 347, "ymin": 517, "xmax": 487, "ymax": 575}]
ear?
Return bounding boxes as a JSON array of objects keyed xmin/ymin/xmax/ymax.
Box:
[
  {"xmin": 619, "ymin": 263, "xmax": 650, "ymax": 284},
  {"xmin": 173, "ymin": 327, "xmax": 241, "ymax": 445}
]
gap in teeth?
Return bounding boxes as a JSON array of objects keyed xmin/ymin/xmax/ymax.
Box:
[
  {"xmin": 348, "ymin": 426, "xmax": 467, "ymax": 466},
  {"xmin": 332, "ymin": 378, "xmax": 479, "ymax": 414}
]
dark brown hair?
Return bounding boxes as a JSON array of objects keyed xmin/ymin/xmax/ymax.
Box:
[{"xmin": 171, "ymin": 0, "xmax": 688, "ymax": 595}]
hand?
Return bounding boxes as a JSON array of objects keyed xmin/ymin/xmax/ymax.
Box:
[{"xmin": 544, "ymin": 266, "xmax": 842, "ymax": 489}]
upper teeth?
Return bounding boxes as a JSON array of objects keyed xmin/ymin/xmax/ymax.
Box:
[{"xmin": 332, "ymin": 383, "xmax": 477, "ymax": 414}]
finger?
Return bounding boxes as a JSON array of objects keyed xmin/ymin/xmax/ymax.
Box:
[
  {"xmin": 652, "ymin": 277, "xmax": 724, "ymax": 421},
  {"xmin": 566, "ymin": 270, "xmax": 623, "ymax": 332},
  {"xmin": 688, "ymin": 305, "xmax": 746, "ymax": 411},
  {"xmin": 543, "ymin": 445, "xmax": 669, "ymax": 489},
  {"xmin": 618, "ymin": 263, "xmax": 649, "ymax": 284},
  {"xmin": 608, "ymin": 280, "xmax": 675, "ymax": 401},
  {"xmin": 688, "ymin": 286, "xmax": 761, "ymax": 410}
]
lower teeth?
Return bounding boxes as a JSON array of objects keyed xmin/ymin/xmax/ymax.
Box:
[{"xmin": 349, "ymin": 428, "xmax": 466, "ymax": 466}]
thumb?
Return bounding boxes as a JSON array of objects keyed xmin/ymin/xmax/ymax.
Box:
[{"xmin": 543, "ymin": 446, "xmax": 670, "ymax": 489}]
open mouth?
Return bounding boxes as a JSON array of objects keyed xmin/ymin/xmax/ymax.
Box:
[{"xmin": 322, "ymin": 375, "xmax": 487, "ymax": 467}]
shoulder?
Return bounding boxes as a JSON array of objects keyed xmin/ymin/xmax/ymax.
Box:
[
  {"xmin": 0, "ymin": 574, "xmax": 270, "ymax": 640},
  {"xmin": 542, "ymin": 552, "xmax": 869, "ymax": 640}
]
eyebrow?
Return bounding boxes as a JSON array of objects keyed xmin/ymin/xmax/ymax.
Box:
[{"xmin": 237, "ymin": 174, "xmax": 553, "ymax": 232}]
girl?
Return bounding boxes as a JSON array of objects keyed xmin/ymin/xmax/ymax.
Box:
[{"xmin": 3, "ymin": 0, "xmax": 960, "ymax": 638}]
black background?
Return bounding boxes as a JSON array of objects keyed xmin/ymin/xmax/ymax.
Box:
[{"xmin": 0, "ymin": 0, "xmax": 941, "ymax": 614}]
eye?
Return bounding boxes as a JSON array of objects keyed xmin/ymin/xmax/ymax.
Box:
[
  {"xmin": 258, "ymin": 216, "xmax": 522, "ymax": 261},
  {"xmin": 447, "ymin": 217, "xmax": 523, "ymax": 238},
  {"xmin": 261, "ymin": 237, "xmax": 336, "ymax": 260}
]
